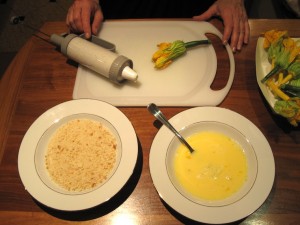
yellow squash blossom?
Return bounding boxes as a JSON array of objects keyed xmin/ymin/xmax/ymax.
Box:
[
  {"xmin": 263, "ymin": 29, "xmax": 287, "ymax": 49},
  {"xmin": 152, "ymin": 39, "xmax": 211, "ymax": 69},
  {"xmin": 289, "ymin": 60, "xmax": 300, "ymax": 75},
  {"xmin": 274, "ymin": 98, "xmax": 300, "ymax": 126},
  {"xmin": 283, "ymin": 38, "xmax": 300, "ymax": 62},
  {"xmin": 261, "ymin": 30, "xmax": 300, "ymax": 83}
]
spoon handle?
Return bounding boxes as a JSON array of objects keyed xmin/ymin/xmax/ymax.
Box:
[{"xmin": 147, "ymin": 103, "xmax": 194, "ymax": 153}]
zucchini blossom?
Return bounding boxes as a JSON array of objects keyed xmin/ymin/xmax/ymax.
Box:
[
  {"xmin": 152, "ymin": 39, "xmax": 211, "ymax": 69},
  {"xmin": 261, "ymin": 30, "xmax": 300, "ymax": 83},
  {"xmin": 263, "ymin": 29, "xmax": 287, "ymax": 49},
  {"xmin": 287, "ymin": 61, "xmax": 300, "ymax": 78},
  {"xmin": 274, "ymin": 99, "xmax": 300, "ymax": 126}
]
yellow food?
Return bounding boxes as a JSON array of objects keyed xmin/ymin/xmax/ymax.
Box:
[
  {"xmin": 45, "ymin": 118, "xmax": 117, "ymax": 192},
  {"xmin": 173, "ymin": 131, "xmax": 248, "ymax": 201},
  {"xmin": 266, "ymin": 79, "xmax": 290, "ymax": 101},
  {"xmin": 263, "ymin": 29, "xmax": 287, "ymax": 49}
]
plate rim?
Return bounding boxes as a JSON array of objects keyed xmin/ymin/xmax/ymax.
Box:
[
  {"xmin": 18, "ymin": 99, "xmax": 138, "ymax": 211},
  {"xmin": 149, "ymin": 106, "xmax": 275, "ymax": 224}
]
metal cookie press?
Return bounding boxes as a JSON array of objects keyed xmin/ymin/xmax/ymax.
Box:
[{"xmin": 50, "ymin": 33, "xmax": 138, "ymax": 84}]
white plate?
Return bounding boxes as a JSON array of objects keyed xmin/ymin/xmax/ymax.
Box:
[
  {"xmin": 149, "ymin": 107, "xmax": 275, "ymax": 224},
  {"xmin": 256, "ymin": 37, "xmax": 300, "ymax": 110},
  {"xmin": 18, "ymin": 99, "xmax": 138, "ymax": 211}
]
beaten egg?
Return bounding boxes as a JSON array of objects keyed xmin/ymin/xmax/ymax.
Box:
[{"xmin": 173, "ymin": 131, "xmax": 248, "ymax": 201}]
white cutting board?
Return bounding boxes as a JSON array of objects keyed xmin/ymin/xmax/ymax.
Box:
[{"xmin": 73, "ymin": 21, "xmax": 235, "ymax": 106}]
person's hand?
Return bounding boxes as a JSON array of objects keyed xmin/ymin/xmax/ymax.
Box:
[
  {"xmin": 193, "ymin": 0, "xmax": 249, "ymax": 52},
  {"xmin": 66, "ymin": 0, "xmax": 103, "ymax": 39}
]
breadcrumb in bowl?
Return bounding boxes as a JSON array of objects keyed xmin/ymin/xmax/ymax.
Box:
[{"xmin": 35, "ymin": 114, "xmax": 122, "ymax": 195}]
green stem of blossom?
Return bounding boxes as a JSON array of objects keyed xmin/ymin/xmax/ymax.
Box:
[
  {"xmin": 184, "ymin": 40, "xmax": 211, "ymax": 48},
  {"xmin": 261, "ymin": 65, "xmax": 281, "ymax": 83}
]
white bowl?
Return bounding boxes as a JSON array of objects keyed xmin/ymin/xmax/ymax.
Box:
[
  {"xmin": 149, "ymin": 107, "xmax": 275, "ymax": 224},
  {"xmin": 18, "ymin": 99, "xmax": 138, "ymax": 211},
  {"xmin": 34, "ymin": 113, "xmax": 122, "ymax": 195},
  {"xmin": 166, "ymin": 121, "xmax": 258, "ymax": 207}
]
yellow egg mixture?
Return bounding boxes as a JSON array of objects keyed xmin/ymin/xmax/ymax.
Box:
[{"xmin": 173, "ymin": 131, "xmax": 248, "ymax": 201}]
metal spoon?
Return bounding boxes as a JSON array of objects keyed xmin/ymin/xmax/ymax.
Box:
[{"xmin": 147, "ymin": 103, "xmax": 194, "ymax": 153}]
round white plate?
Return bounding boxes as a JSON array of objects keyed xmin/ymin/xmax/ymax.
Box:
[
  {"xmin": 149, "ymin": 107, "xmax": 275, "ymax": 224},
  {"xmin": 18, "ymin": 99, "xmax": 138, "ymax": 211}
]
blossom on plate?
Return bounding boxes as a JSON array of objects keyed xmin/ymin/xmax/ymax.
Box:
[
  {"xmin": 287, "ymin": 60, "xmax": 300, "ymax": 78},
  {"xmin": 274, "ymin": 99, "xmax": 300, "ymax": 126},
  {"xmin": 261, "ymin": 30, "xmax": 300, "ymax": 83},
  {"xmin": 263, "ymin": 29, "xmax": 287, "ymax": 49}
]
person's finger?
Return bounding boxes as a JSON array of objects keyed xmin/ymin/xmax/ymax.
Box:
[
  {"xmin": 236, "ymin": 20, "xmax": 245, "ymax": 51},
  {"xmin": 66, "ymin": 6, "xmax": 77, "ymax": 33},
  {"xmin": 81, "ymin": 6, "xmax": 92, "ymax": 38},
  {"xmin": 230, "ymin": 12, "xmax": 241, "ymax": 52},
  {"xmin": 72, "ymin": 3, "xmax": 85, "ymax": 34},
  {"xmin": 221, "ymin": 12, "xmax": 234, "ymax": 46},
  {"xmin": 91, "ymin": 9, "xmax": 103, "ymax": 35},
  {"xmin": 236, "ymin": 8, "xmax": 250, "ymax": 50},
  {"xmin": 243, "ymin": 17, "xmax": 250, "ymax": 45}
]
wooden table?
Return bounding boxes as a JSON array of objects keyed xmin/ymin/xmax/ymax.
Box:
[{"xmin": 0, "ymin": 19, "xmax": 300, "ymax": 225}]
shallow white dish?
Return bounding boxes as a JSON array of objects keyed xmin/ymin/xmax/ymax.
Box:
[
  {"xmin": 256, "ymin": 37, "xmax": 300, "ymax": 110},
  {"xmin": 149, "ymin": 107, "xmax": 275, "ymax": 224},
  {"xmin": 18, "ymin": 99, "xmax": 138, "ymax": 211}
]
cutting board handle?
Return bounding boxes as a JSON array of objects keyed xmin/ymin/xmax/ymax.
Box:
[{"xmin": 200, "ymin": 22, "xmax": 235, "ymax": 106}]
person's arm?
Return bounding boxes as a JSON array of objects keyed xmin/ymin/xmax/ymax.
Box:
[
  {"xmin": 193, "ymin": 0, "xmax": 250, "ymax": 52},
  {"xmin": 66, "ymin": 0, "xmax": 103, "ymax": 39}
]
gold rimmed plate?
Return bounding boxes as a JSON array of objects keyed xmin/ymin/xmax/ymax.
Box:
[
  {"xmin": 149, "ymin": 107, "xmax": 275, "ymax": 224},
  {"xmin": 18, "ymin": 99, "xmax": 138, "ymax": 211}
]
